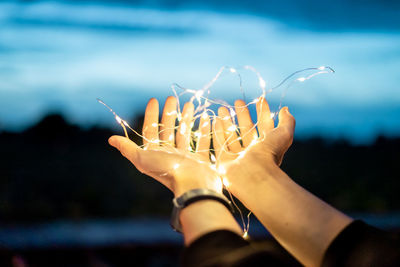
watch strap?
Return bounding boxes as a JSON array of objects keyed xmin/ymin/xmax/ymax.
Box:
[{"xmin": 170, "ymin": 188, "xmax": 234, "ymax": 233}]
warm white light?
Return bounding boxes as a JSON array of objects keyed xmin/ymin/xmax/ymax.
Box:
[
  {"xmin": 217, "ymin": 166, "xmax": 226, "ymax": 175},
  {"xmin": 168, "ymin": 134, "xmax": 174, "ymax": 141},
  {"xmin": 229, "ymin": 108, "xmax": 236, "ymax": 118},
  {"xmin": 202, "ymin": 112, "xmax": 208, "ymax": 119},
  {"xmin": 318, "ymin": 66, "xmax": 326, "ymax": 70},
  {"xmin": 249, "ymin": 136, "xmax": 258, "ymax": 147},
  {"xmin": 173, "ymin": 163, "xmax": 180, "ymax": 170},
  {"xmin": 177, "ymin": 113, "xmax": 182, "ymax": 121},
  {"xmin": 243, "ymin": 231, "xmax": 248, "ymax": 239},
  {"xmin": 180, "ymin": 123, "xmax": 187, "ymax": 135},
  {"xmin": 195, "ymin": 90, "xmax": 204, "ymax": 100},
  {"xmin": 123, "ymin": 120, "xmax": 130, "ymax": 127},
  {"xmin": 151, "ymin": 123, "xmax": 158, "ymax": 127},
  {"xmin": 259, "ymin": 78, "xmax": 266, "ymax": 88},
  {"xmin": 297, "ymin": 77, "xmax": 306, "ymax": 82},
  {"xmin": 202, "ymin": 121, "xmax": 209, "ymax": 127},
  {"xmin": 270, "ymin": 112, "xmax": 275, "ymax": 119},
  {"xmin": 227, "ymin": 125, "xmax": 237, "ymax": 132},
  {"xmin": 229, "ymin": 68, "xmax": 237, "ymax": 73},
  {"xmin": 115, "ymin": 116, "xmax": 122, "ymax": 124},
  {"xmin": 222, "ymin": 177, "xmax": 230, "ymax": 187},
  {"xmin": 213, "ymin": 178, "xmax": 223, "ymax": 192},
  {"xmin": 194, "ymin": 131, "xmax": 202, "ymax": 138},
  {"xmin": 166, "ymin": 110, "xmax": 177, "ymax": 116},
  {"xmin": 237, "ymin": 151, "xmax": 246, "ymax": 159},
  {"xmin": 210, "ymin": 154, "xmax": 216, "ymax": 163}
]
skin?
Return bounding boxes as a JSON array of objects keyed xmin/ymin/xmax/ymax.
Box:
[
  {"xmin": 109, "ymin": 96, "xmax": 353, "ymax": 266},
  {"xmin": 213, "ymin": 97, "xmax": 353, "ymax": 267},
  {"xmin": 108, "ymin": 97, "xmax": 242, "ymax": 245}
]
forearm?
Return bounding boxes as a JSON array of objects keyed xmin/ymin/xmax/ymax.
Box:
[
  {"xmin": 180, "ymin": 200, "xmax": 243, "ymax": 245},
  {"xmin": 232, "ymin": 162, "xmax": 352, "ymax": 267}
]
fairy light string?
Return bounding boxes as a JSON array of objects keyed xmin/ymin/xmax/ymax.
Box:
[{"xmin": 98, "ymin": 65, "xmax": 334, "ymax": 238}]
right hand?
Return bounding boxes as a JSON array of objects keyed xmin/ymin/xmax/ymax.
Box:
[{"xmin": 212, "ymin": 97, "xmax": 296, "ymax": 196}]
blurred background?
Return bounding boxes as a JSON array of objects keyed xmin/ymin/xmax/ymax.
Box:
[{"xmin": 0, "ymin": 0, "xmax": 399, "ymax": 266}]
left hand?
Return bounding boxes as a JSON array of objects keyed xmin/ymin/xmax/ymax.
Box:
[{"xmin": 109, "ymin": 96, "xmax": 221, "ymax": 196}]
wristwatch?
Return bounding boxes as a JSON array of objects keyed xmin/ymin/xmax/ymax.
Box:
[{"xmin": 170, "ymin": 188, "xmax": 234, "ymax": 233}]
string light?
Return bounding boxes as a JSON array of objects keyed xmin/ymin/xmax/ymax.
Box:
[{"xmin": 98, "ymin": 65, "xmax": 334, "ymax": 237}]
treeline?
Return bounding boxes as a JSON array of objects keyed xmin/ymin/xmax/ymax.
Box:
[{"xmin": 0, "ymin": 114, "xmax": 399, "ymax": 223}]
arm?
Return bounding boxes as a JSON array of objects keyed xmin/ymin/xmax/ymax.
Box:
[
  {"xmin": 108, "ymin": 97, "xmax": 242, "ymax": 246},
  {"xmin": 214, "ymin": 98, "xmax": 352, "ymax": 266}
]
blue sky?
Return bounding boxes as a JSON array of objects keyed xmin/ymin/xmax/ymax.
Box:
[{"xmin": 0, "ymin": 0, "xmax": 399, "ymax": 143}]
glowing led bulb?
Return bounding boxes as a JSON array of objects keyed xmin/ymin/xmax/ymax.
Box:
[
  {"xmin": 227, "ymin": 125, "xmax": 237, "ymax": 132},
  {"xmin": 195, "ymin": 90, "xmax": 204, "ymax": 100},
  {"xmin": 180, "ymin": 123, "xmax": 187, "ymax": 135},
  {"xmin": 177, "ymin": 113, "xmax": 182, "ymax": 121},
  {"xmin": 173, "ymin": 163, "xmax": 180, "ymax": 170},
  {"xmin": 201, "ymin": 112, "xmax": 208, "ymax": 119},
  {"xmin": 318, "ymin": 66, "xmax": 326, "ymax": 70},
  {"xmin": 229, "ymin": 68, "xmax": 237, "ymax": 73},
  {"xmin": 243, "ymin": 231, "xmax": 248, "ymax": 239},
  {"xmin": 237, "ymin": 151, "xmax": 246, "ymax": 159},
  {"xmin": 115, "ymin": 116, "xmax": 122, "ymax": 124},
  {"xmin": 249, "ymin": 136, "xmax": 258, "ymax": 147},
  {"xmin": 297, "ymin": 77, "xmax": 306, "ymax": 82},
  {"xmin": 151, "ymin": 123, "xmax": 158, "ymax": 127},
  {"xmin": 217, "ymin": 166, "xmax": 226, "ymax": 175},
  {"xmin": 194, "ymin": 131, "xmax": 202, "ymax": 138},
  {"xmin": 259, "ymin": 78, "xmax": 266, "ymax": 88},
  {"xmin": 229, "ymin": 108, "xmax": 236, "ymax": 118},
  {"xmin": 210, "ymin": 154, "xmax": 216, "ymax": 163},
  {"xmin": 168, "ymin": 134, "xmax": 174, "ymax": 141},
  {"xmin": 222, "ymin": 177, "xmax": 230, "ymax": 187}
]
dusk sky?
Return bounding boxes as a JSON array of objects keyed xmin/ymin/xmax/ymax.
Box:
[{"xmin": 0, "ymin": 0, "xmax": 399, "ymax": 143}]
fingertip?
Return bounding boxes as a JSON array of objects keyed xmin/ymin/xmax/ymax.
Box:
[
  {"xmin": 108, "ymin": 135, "xmax": 120, "ymax": 148},
  {"xmin": 218, "ymin": 106, "xmax": 229, "ymax": 116},
  {"xmin": 234, "ymin": 99, "xmax": 246, "ymax": 108}
]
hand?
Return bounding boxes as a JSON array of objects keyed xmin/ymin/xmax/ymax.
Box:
[
  {"xmin": 109, "ymin": 97, "xmax": 221, "ymax": 196},
  {"xmin": 212, "ymin": 97, "xmax": 295, "ymax": 195}
]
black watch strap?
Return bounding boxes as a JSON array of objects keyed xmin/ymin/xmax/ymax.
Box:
[{"xmin": 170, "ymin": 188, "xmax": 234, "ymax": 233}]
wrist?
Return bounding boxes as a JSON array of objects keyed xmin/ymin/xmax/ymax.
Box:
[
  {"xmin": 172, "ymin": 167, "xmax": 221, "ymax": 197},
  {"xmin": 225, "ymin": 154, "xmax": 279, "ymax": 189}
]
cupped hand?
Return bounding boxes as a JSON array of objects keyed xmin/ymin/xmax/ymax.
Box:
[
  {"xmin": 109, "ymin": 97, "xmax": 220, "ymax": 196},
  {"xmin": 212, "ymin": 97, "xmax": 295, "ymax": 194}
]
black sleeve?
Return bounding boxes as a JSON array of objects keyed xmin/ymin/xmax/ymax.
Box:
[
  {"xmin": 181, "ymin": 230, "xmax": 298, "ymax": 267},
  {"xmin": 322, "ymin": 220, "xmax": 400, "ymax": 267}
]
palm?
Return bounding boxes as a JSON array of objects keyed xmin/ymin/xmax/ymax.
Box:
[
  {"xmin": 109, "ymin": 97, "xmax": 220, "ymax": 195},
  {"xmin": 212, "ymin": 98, "xmax": 295, "ymax": 178}
]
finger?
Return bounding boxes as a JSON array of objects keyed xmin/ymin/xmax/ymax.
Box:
[
  {"xmin": 196, "ymin": 112, "xmax": 211, "ymax": 159},
  {"xmin": 160, "ymin": 96, "xmax": 177, "ymax": 146},
  {"xmin": 235, "ymin": 100, "xmax": 258, "ymax": 147},
  {"xmin": 176, "ymin": 101, "xmax": 194, "ymax": 150},
  {"xmin": 256, "ymin": 96, "xmax": 274, "ymax": 136},
  {"xmin": 109, "ymin": 135, "xmax": 140, "ymax": 164},
  {"xmin": 277, "ymin": 107, "xmax": 296, "ymax": 136},
  {"xmin": 142, "ymin": 98, "xmax": 159, "ymax": 149},
  {"xmin": 218, "ymin": 106, "xmax": 242, "ymax": 153},
  {"xmin": 212, "ymin": 116, "xmax": 228, "ymax": 160}
]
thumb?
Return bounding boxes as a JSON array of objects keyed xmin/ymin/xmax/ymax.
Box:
[
  {"xmin": 277, "ymin": 107, "xmax": 296, "ymax": 135},
  {"xmin": 109, "ymin": 135, "xmax": 140, "ymax": 163}
]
